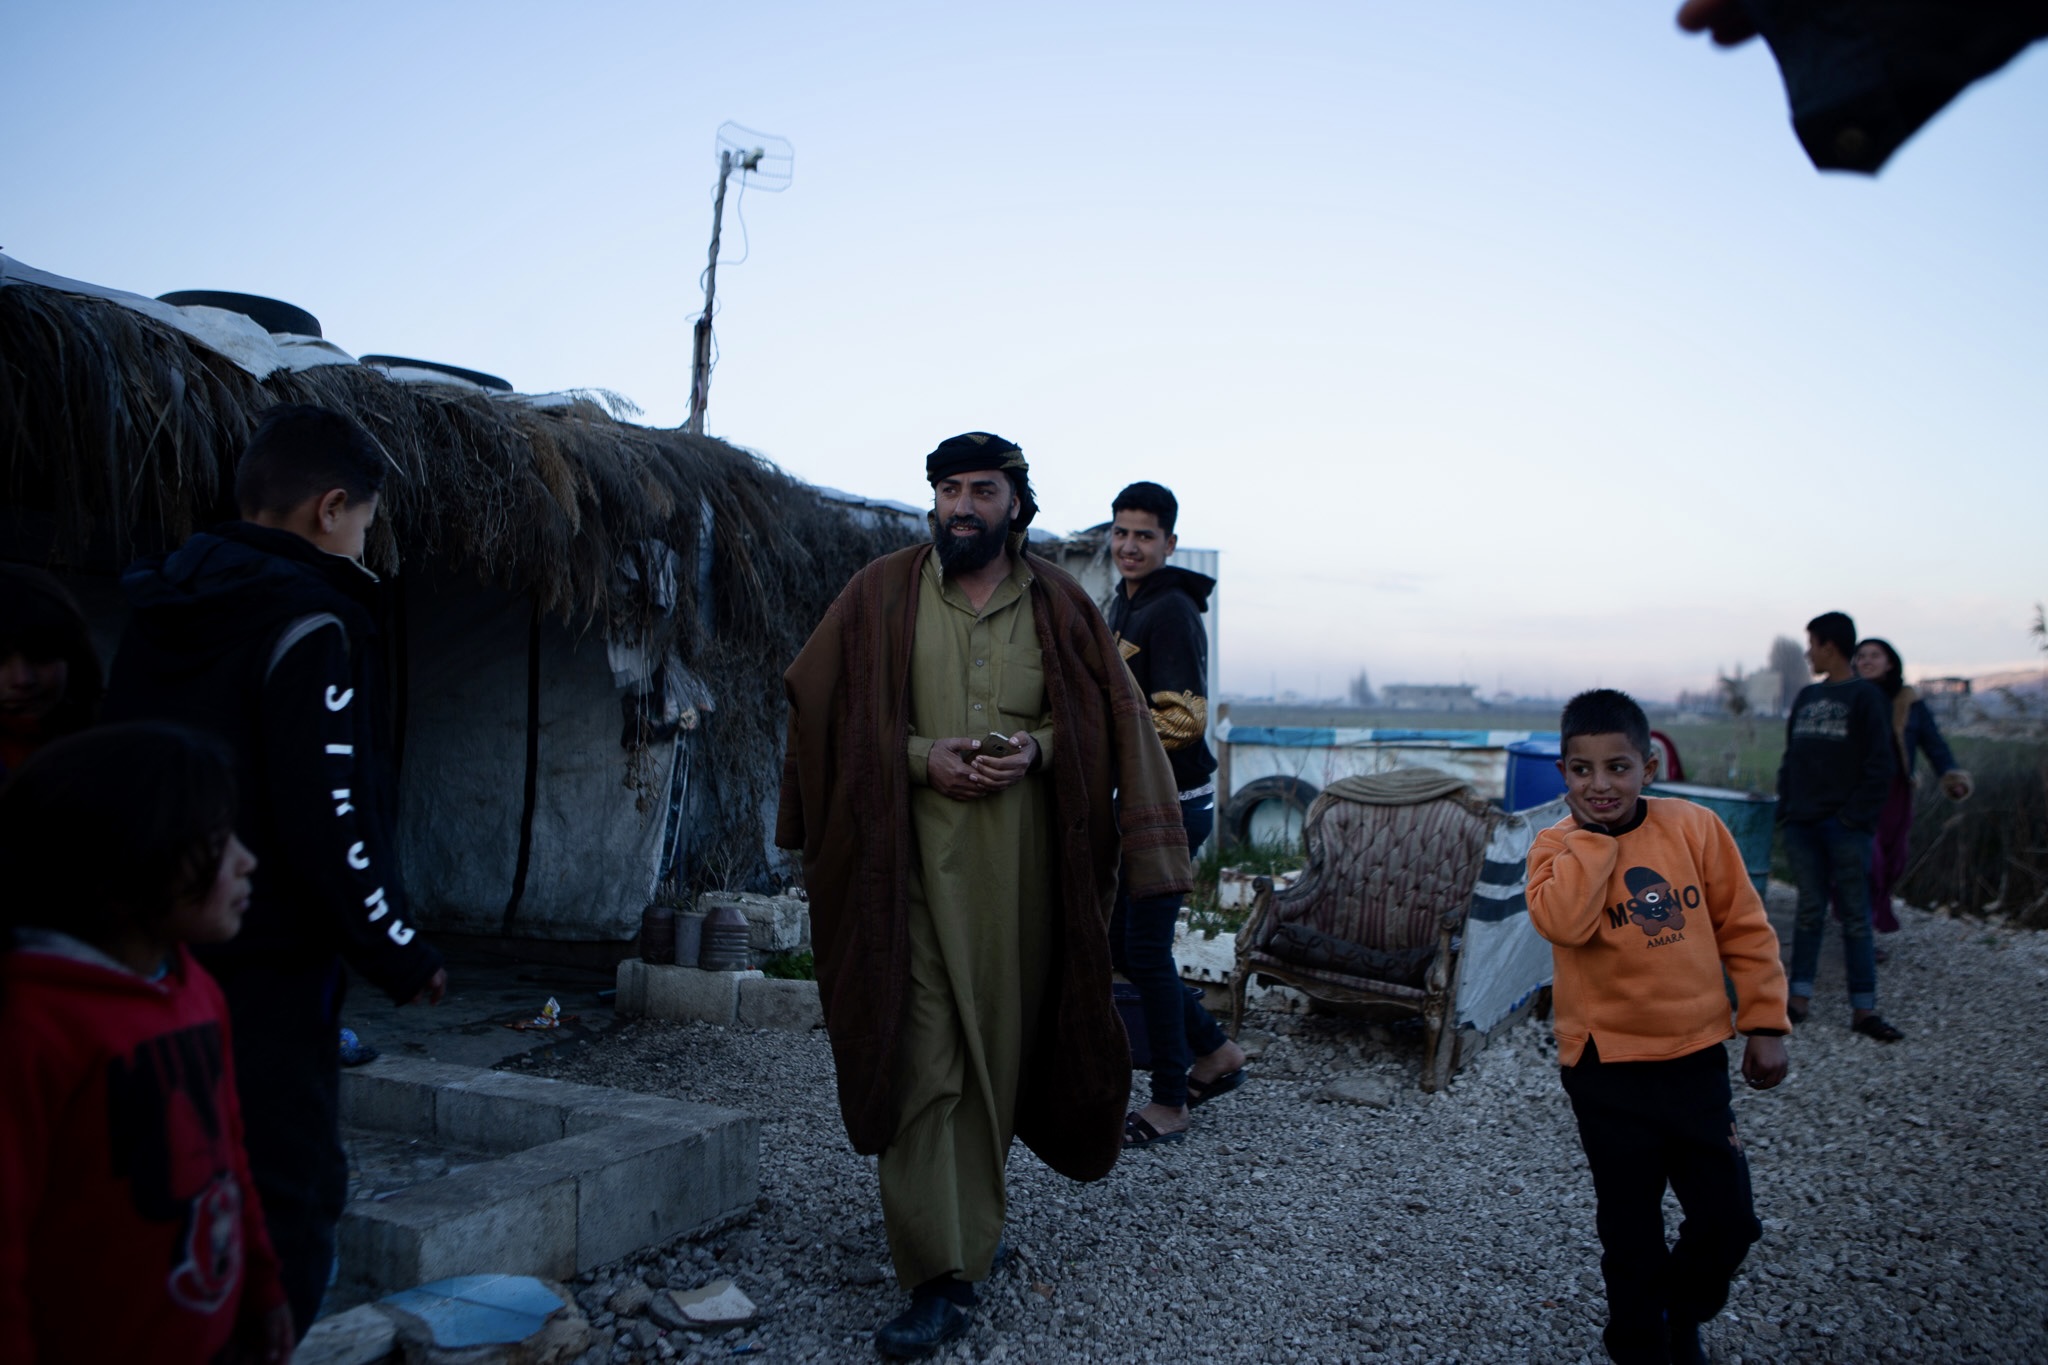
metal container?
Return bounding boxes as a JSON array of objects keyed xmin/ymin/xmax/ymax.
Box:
[
  {"xmin": 698, "ymin": 902, "xmax": 752, "ymax": 972},
  {"xmin": 640, "ymin": 904, "xmax": 676, "ymax": 964}
]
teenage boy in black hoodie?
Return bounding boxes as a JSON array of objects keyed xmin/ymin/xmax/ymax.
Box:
[
  {"xmin": 1777, "ymin": 610, "xmax": 1899, "ymax": 1043},
  {"xmin": 1105, "ymin": 481, "xmax": 1245, "ymax": 1146},
  {"xmin": 105, "ymin": 403, "xmax": 446, "ymax": 1340}
]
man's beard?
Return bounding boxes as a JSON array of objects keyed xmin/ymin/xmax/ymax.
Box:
[{"xmin": 934, "ymin": 510, "xmax": 1011, "ymax": 575}]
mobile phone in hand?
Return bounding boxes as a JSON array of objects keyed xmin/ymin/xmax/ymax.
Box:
[{"xmin": 978, "ymin": 732, "xmax": 1022, "ymax": 759}]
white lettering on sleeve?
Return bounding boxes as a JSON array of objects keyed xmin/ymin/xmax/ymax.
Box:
[
  {"xmin": 347, "ymin": 842, "xmax": 370, "ymax": 871},
  {"xmin": 325, "ymin": 686, "xmax": 355, "ymax": 712},
  {"xmin": 388, "ymin": 922, "xmax": 416, "ymax": 946},
  {"xmin": 332, "ymin": 789, "xmax": 354, "ymax": 816},
  {"xmin": 365, "ymin": 887, "xmax": 389, "ymax": 922},
  {"xmin": 326, "ymin": 744, "xmax": 354, "ymax": 756}
]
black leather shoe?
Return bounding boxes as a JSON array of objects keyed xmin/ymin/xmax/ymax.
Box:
[{"xmin": 874, "ymin": 1295, "xmax": 971, "ymax": 1359}]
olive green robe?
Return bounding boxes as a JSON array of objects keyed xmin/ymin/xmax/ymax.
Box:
[{"xmin": 882, "ymin": 552, "xmax": 1055, "ymax": 1287}]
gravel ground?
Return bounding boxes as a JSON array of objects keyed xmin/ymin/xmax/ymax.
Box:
[{"xmin": 525, "ymin": 894, "xmax": 2048, "ymax": 1364}]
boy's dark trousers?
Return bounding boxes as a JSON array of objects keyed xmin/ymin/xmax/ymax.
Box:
[
  {"xmin": 1560, "ymin": 1039, "xmax": 1762, "ymax": 1365},
  {"xmin": 1109, "ymin": 793, "xmax": 1226, "ymax": 1109}
]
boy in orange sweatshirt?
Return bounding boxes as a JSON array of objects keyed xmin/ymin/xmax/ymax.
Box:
[{"xmin": 1527, "ymin": 690, "xmax": 1791, "ymax": 1365}]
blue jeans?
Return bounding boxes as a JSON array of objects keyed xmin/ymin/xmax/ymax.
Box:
[
  {"xmin": 1111, "ymin": 793, "xmax": 1227, "ymax": 1108},
  {"xmin": 1784, "ymin": 818, "xmax": 1878, "ymax": 1011}
]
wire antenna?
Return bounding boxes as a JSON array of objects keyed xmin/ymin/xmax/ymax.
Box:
[{"xmin": 687, "ymin": 123, "xmax": 794, "ymax": 436}]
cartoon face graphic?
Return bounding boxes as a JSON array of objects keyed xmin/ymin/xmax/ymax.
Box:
[{"xmin": 1623, "ymin": 865, "xmax": 1686, "ymax": 936}]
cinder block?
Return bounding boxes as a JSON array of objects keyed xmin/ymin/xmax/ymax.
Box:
[
  {"xmin": 340, "ymin": 1158, "xmax": 577, "ymax": 1290},
  {"xmin": 562, "ymin": 1119, "xmax": 756, "ymax": 1268},
  {"xmin": 561, "ymin": 1091, "xmax": 732, "ymax": 1137},
  {"xmin": 737, "ymin": 976, "xmax": 823, "ymax": 1031},
  {"xmin": 699, "ymin": 891, "xmax": 809, "ymax": 954},
  {"xmin": 432, "ymin": 1071, "xmax": 571, "ymax": 1156},
  {"xmin": 337, "ymin": 1062, "xmax": 759, "ymax": 1303},
  {"xmin": 337, "ymin": 1062, "xmax": 440, "ymax": 1137},
  {"xmin": 616, "ymin": 960, "xmax": 760, "ymax": 1024}
]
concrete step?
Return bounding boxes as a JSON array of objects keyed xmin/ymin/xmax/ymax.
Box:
[{"xmin": 336, "ymin": 1057, "xmax": 758, "ymax": 1302}]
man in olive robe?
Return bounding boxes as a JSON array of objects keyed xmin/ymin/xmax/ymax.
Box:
[{"xmin": 777, "ymin": 433, "xmax": 1192, "ymax": 1358}]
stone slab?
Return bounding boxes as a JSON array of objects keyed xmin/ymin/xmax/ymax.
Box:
[
  {"xmin": 736, "ymin": 975, "xmax": 823, "ymax": 1031},
  {"xmin": 614, "ymin": 959, "xmax": 761, "ymax": 1024},
  {"xmin": 699, "ymin": 891, "xmax": 809, "ymax": 954}
]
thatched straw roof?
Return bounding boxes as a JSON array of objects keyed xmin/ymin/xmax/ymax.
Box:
[
  {"xmin": 0, "ymin": 279, "xmax": 896, "ymax": 637},
  {"xmin": 0, "ymin": 276, "xmax": 920, "ymax": 895}
]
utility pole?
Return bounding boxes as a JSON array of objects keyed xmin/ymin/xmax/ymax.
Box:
[
  {"xmin": 686, "ymin": 149, "xmax": 735, "ymax": 437},
  {"xmin": 682, "ymin": 125, "xmax": 791, "ymax": 437}
]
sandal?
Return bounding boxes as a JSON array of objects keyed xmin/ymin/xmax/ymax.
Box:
[
  {"xmin": 1122, "ymin": 1112, "xmax": 1188, "ymax": 1149},
  {"xmin": 1852, "ymin": 1015, "xmax": 1905, "ymax": 1043},
  {"xmin": 1185, "ymin": 1067, "xmax": 1245, "ymax": 1109}
]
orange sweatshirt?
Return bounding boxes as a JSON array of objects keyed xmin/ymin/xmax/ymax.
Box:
[{"xmin": 1527, "ymin": 796, "xmax": 1790, "ymax": 1065}]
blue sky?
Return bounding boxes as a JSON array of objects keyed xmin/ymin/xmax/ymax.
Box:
[{"xmin": 7, "ymin": 2, "xmax": 2044, "ymax": 698}]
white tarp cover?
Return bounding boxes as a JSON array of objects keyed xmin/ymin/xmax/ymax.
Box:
[
  {"xmin": 1454, "ymin": 795, "xmax": 1568, "ymax": 1032},
  {"xmin": 398, "ymin": 569, "xmax": 673, "ymax": 940}
]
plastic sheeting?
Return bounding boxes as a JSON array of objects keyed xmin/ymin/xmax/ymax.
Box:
[
  {"xmin": 0, "ymin": 253, "xmax": 359, "ymax": 378},
  {"xmin": 1454, "ymin": 795, "xmax": 1568, "ymax": 1032},
  {"xmin": 397, "ymin": 569, "xmax": 674, "ymax": 941}
]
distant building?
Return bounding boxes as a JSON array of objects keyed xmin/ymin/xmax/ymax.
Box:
[
  {"xmin": 1381, "ymin": 683, "xmax": 1483, "ymax": 712},
  {"xmin": 1920, "ymin": 676, "xmax": 1973, "ymax": 724}
]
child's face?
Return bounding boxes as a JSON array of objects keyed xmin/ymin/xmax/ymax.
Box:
[
  {"xmin": 1558, "ymin": 732, "xmax": 1656, "ymax": 827},
  {"xmin": 166, "ymin": 833, "xmax": 257, "ymax": 944},
  {"xmin": 0, "ymin": 650, "xmax": 70, "ymax": 722}
]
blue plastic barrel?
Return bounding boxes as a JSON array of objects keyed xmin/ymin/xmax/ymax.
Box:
[
  {"xmin": 1504, "ymin": 738, "xmax": 1566, "ymax": 811},
  {"xmin": 1650, "ymin": 782, "xmax": 1778, "ymax": 901}
]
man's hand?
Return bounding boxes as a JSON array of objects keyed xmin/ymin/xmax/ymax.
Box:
[
  {"xmin": 969, "ymin": 731, "xmax": 1038, "ymax": 793},
  {"xmin": 1677, "ymin": 0, "xmax": 1758, "ymax": 45},
  {"xmin": 408, "ymin": 967, "xmax": 448, "ymax": 1007},
  {"xmin": 927, "ymin": 737, "xmax": 988, "ymax": 801},
  {"xmin": 1941, "ymin": 770, "xmax": 1974, "ymax": 802},
  {"xmin": 1742, "ymin": 1034, "xmax": 1789, "ymax": 1090}
]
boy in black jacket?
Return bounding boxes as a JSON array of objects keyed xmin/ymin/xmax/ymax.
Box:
[
  {"xmin": 1106, "ymin": 481, "xmax": 1244, "ymax": 1146},
  {"xmin": 105, "ymin": 404, "xmax": 447, "ymax": 1338},
  {"xmin": 1777, "ymin": 610, "xmax": 1900, "ymax": 1042}
]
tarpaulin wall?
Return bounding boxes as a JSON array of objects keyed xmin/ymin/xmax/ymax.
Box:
[{"xmin": 397, "ymin": 566, "xmax": 673, "ymax": 940}]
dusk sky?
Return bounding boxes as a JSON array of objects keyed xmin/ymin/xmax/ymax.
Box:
[{"xmin": 7, "ymin": 3, "xmax": 2044, "ymax": 699}]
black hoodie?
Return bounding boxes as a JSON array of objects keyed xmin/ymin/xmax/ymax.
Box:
[
  {"xmin": 1106, "ymin": 564, "xmax": 1219, "ymax": 794},
  {"xmin": 104, "ymin": 522, "xmax": 441, "ymax": 1002}
]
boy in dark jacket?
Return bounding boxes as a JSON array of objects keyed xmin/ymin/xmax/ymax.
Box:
[
  {"xmin": 104, "ymin": 404, "xmax": 446, "ymax": 1338},
  {"xmin": 1777, "ymin": 611, "xmax": 1900, "ymax": 1041},
  {"xmin": 1104, "ymin": 481, "xmax": 1244, "ymax": 1146}
]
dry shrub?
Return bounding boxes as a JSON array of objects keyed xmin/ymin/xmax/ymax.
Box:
[{"xmin": 1899, "ymin": 744, "xmax": 2048, "ymax": 927}]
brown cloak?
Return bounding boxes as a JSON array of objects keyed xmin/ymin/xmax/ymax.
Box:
[{"xmin": 777, "ymin": 543, "xmax": 1191, "ymax": 1181}]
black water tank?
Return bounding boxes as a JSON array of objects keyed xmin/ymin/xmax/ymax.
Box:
[
  {"xmin": 360, "ymin": 355, "xmax": 513, "ymax": 392},
  {"xmin": 156, "ymin": 290, "xmax": 322, "ymax": 337}
]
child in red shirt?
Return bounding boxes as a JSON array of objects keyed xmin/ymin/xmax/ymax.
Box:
[
  {"xmin": 0, "ymin": 723, "xmax": 292, "ymax": 1364},
  {"xmin": 1528, "ymin": 690, "xmax": 1790, "ymax": 1365}
]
